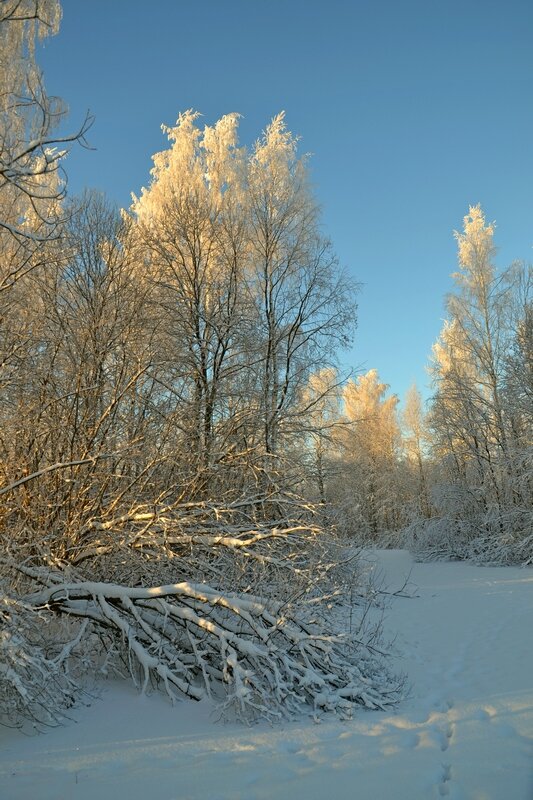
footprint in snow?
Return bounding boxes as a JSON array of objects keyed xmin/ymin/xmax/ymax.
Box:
[
  {"xmin": 337, "ymin": 730, "xmax": 353, "ymax": 741},
  {"xmin": 438, "ymin": 723, "xmax": 454, "ymax": 752},
  {"xmin": 429, "ymin": 695, "xmax": 454, "ymax": 714},
  {"xmin": 437, "ymin": 763, "xmax": 452, "ymax": 796}
]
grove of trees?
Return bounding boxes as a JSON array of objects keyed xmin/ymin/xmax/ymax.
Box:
[
  {"xmin": 308, "ymin": 207, "xmax": 532, "ymax": 565},
  {"xmin": 409, "ymin": 207, "xmax": 532, "ymax": 563},
  {"xmin": 0, "ymin": 0, "xmax": 400, "ymax": 729},
  {"xmin": 1, "ymin": 0, "xmax": 530, "ymax": 733}
]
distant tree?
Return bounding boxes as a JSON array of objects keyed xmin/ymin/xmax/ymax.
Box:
[
  {"xmin": 504, "ymin": 268, "xmax": 533, "ymax": 444},
  {"xmin": 334, "ymin": 369, "xmax": 401, "ymax": 537},
  {"xmin": 429, "ymin": 207, "xmax": 528, "ymax": 509},
  {"xmin": 297, "ymin": 367, "xmax": 343, "ymax": 502}
]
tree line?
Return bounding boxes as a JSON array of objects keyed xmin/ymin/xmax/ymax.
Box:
[{"xmin": 310, "ymin": 207, "xmax": 532, "ymax": 564}]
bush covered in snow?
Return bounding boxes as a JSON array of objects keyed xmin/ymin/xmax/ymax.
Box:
[
  {"xmin": 0, "ymin": 495, "xmax": 403, "ymax": 729},
  {"xmin": 0, "ymin": 591, "xmax": 91, "ymax": 729}
]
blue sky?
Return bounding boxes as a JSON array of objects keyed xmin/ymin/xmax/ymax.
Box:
[{"xmin": 39, "ymin": 0, "xmax": 533, "ymax": 403}]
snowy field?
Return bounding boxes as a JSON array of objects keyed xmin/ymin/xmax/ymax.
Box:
[{"xmin": 1, "ymin": 550, "xmax": 532, "ymax": 800}]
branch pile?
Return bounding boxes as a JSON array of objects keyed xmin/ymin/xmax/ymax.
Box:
[
  {"xmin": 21, "ymin": 575, "xmax": 400, "ymax": 723},
  {"xmin": 0, "ymin": 591, "xmax": 92, "ymax": 729},
  {"xmin": 62, "ymin": 494, "xmax": 332, "ymax": 597},
  {"xmin": 1, "ymin": 493, "xmax": 403, "ymax": 728}
]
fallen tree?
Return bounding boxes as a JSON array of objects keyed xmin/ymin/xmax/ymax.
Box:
[{"xmin": 21, "ymin": 575, "xmax": 400, "ymax": 723}]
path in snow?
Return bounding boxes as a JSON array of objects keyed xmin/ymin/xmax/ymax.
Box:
[{"xmin": 1, "ymin": 550, "xmax": 532, "ymax": 800}]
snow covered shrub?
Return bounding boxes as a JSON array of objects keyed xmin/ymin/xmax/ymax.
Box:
[
  {"xmin": 399, "ymin": 482, "xmax": 479, "ymax": 561},
  {"xmin": 0, "ymin": 494, "xmax": 403, "ymax": 726},
  {"xmin": 464, "ymin": 509, "xmax": 533, "ymax": 565},
  {"xmin": 0, "ymin": 590, "xmax": 89, "ymax": 730},
  {"xmin": 401, "ymin": 492, "xmax": 533, "ymax": 566}
]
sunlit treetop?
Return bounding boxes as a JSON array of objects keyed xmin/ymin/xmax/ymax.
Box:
[{"xmin": 453, "ymin": 204, "xmax": 496, "ymax": 287}]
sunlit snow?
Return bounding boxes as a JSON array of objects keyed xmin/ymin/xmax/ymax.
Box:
[{"xmin": 2, "ymin": 550, "xmax": 532, "ymax": 800}]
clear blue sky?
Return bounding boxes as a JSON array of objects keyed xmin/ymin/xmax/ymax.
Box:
[{"xmin": 39, "ymin": 0, "xmax": 533, "ymax": 403}]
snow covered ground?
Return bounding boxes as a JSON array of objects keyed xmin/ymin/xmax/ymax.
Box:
[{"xmin": 1, "ymin": 550, "xmax": 532, "ymax": 800}]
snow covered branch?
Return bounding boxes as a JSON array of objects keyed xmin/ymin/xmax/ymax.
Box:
[{"xmin": 22, "ymin": 574, "xmax": 401, "ymax": 723}]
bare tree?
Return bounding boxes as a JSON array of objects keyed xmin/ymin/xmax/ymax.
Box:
[{"xmin": 247, "ymin": 114, "xmax": 356, "ymax": 459}]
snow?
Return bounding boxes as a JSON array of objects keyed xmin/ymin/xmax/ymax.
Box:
[{"xmin": 1, "ymin": 549, "xmax": 532, "ymax": 800}]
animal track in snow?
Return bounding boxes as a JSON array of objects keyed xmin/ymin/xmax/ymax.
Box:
[
  {"xmin": 437, "ymin": 763, "xmax": 452, "ymax": 796},
  {"xmin": 435, "ymin": 722, "xmax": 455, "ymax": 752},
  {"xmin": 420, "ymin": 696, "xmax": 457, "ymax": 794}
]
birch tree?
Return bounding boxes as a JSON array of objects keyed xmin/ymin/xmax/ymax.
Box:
[
  {"xmin": 430, "ymin": 207, "xmax": 523, "ymax": 509},
  {"xmin": 129, "ymin": 111, "xmax": 356, "ymax": 495},
  {"xmin": 0, "ymin": 0, "xmax": 91, "ymax": 260},
  {"xmin": 247, "ymin": 114, "xmax": 356, "ymax": 459},
  {"xmin": 129, "ymin": 112, "xmax": 251, "ymax": 488}
]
